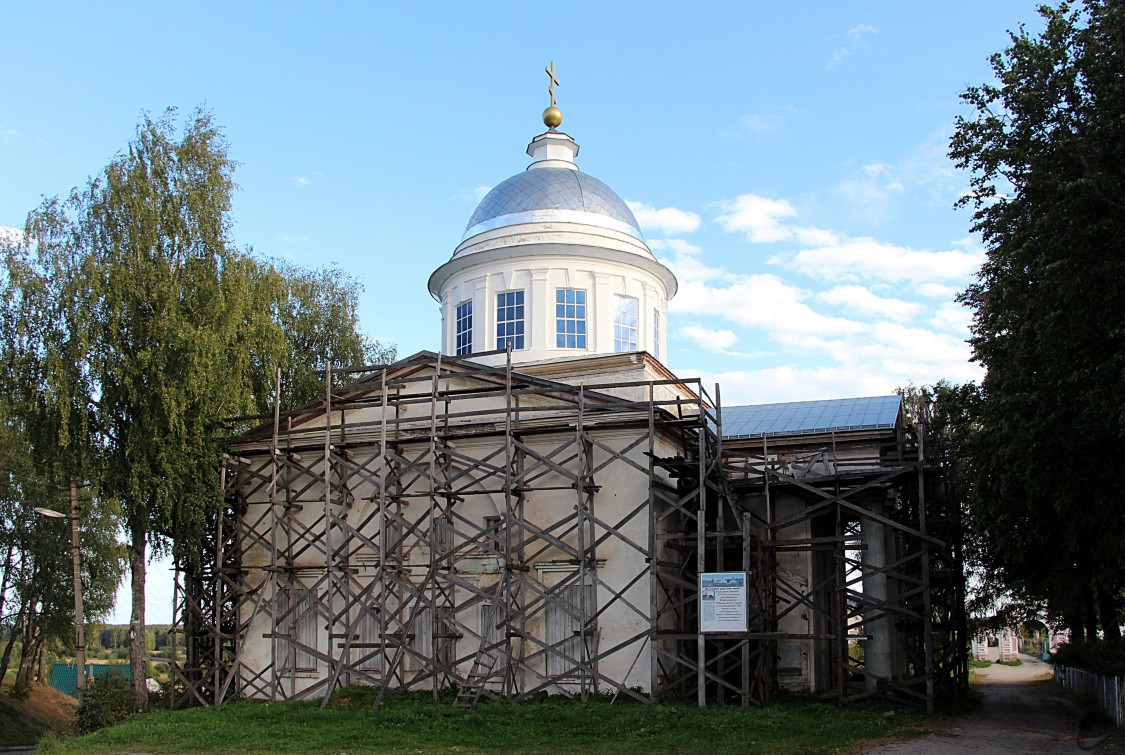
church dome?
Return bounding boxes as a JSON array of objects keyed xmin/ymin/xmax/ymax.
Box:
[
  {"xmin": 463, "ymin": 168, "xmax": 642, "ymax": 241},
  {"xmin": 429, "ymin": 98, "xmax": 677, "ymax": 369}
]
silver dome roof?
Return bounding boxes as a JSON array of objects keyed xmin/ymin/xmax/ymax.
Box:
[{"xmin": 465, "ymin": 168, "xmax": 641, "ymax": 235}]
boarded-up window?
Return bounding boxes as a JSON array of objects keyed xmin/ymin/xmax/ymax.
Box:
[
  {"xmin": 545, "ymin": 581, "xmax": 596, "ymax": 679},
  {"xmin": 383, "ymin": 515, "xmax": 404, "ymax": 559},
  {"xmin": 276, "ymin": 586, "xmax": 317, "ymax": 673},
  {"xmin": 408, "ymin": 604, "xmax": 433, "ymax": 673},
  {"xmin": 355, "ymin": 604, "xmax": 384, "ymax": 674},
  {"xmin": 480, "ymin": 602, "xmax": 504, "ymax": 690}
]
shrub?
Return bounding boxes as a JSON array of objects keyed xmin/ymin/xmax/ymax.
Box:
[
  {"xmin": 76, "ymin": 669, "xmax": 134, "ymax": 733},
  {"xmin": 1053, "ymin": 640, "xmax": 1125, "ymax": 677}
]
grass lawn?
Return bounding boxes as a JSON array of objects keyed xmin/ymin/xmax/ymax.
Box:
[{"xmin": 44, "ymin": 686, "xmax": 933, "ymax": 754}]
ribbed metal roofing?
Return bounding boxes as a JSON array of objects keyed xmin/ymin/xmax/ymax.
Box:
[
  {"xmin": 721, "ymin": 396, "xmax": 901, "ymax": 440},
  {"xmin": 465, "ymin": 168, "xmax": 640, "ymax": 233}
]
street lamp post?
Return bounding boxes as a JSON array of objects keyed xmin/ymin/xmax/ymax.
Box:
[{"xmin": 34, "ymin": 480, "xmax": 85, "ymax": 695}]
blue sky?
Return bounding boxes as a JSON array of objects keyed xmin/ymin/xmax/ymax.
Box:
[{"xmin": 2, "ymin": 2, "xmax": 1045, "ymax": 623}]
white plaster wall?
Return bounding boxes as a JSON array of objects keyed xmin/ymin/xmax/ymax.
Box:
[
  {"xmin": 232, "ymin": 377, "xmax": 684, "ymax": 700},
  {"xmin": 438, "ymin": 255, "xmax": 669, "ymax": 367}
]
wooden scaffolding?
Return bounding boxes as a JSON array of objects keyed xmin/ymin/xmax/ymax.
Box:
[
  {"xmin": 723, "ymin": 421, "xmax": 967, "ymax": 712},
  {"xmin": 167, "ymin": 352, "xmax": 962, "ymax": 711},
  {"xmin": 169, "ymin": 351, "xmax": 768, "ymax": 709}
]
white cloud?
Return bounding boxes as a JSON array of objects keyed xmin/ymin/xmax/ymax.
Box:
[
  {"xmin": 815, "ymin": 285, "xmax": 923, "ymax": 320},
  {"xmin": 672, "ymin": 272, "xmax": 864, "ymax": 345},
  {"xmin": 714, "ymin": 194, "xmax": 837, "ymax": 246},
  {"xmin": 689, "ymin": 365, "xmax": 901, "ymax": 405},
  {"xmin": 473, "ymin": 185, "xmax": 492, "ymax": 202},
  {"xmin": 649, "ymin": 238, "xmax": 703, "ymax": 257},
  {"xmin": 738, "ymin": 113, "xmax": 784, "ymax": 140},
  {"xmin": 276, "ymin": 233, "xmax": 310, "ymax": 244},
  {"xmin": 678, "ymin": 325, "xmax": 739, "ymax": 353},
  {"xmin": 664, "ymin": 239, "xmax": 979, "ymax": 401},
  {"xmin": 775, "ymin": 237, "xmax": 985, "ymax": 284},
  {"xmin": 291, "ymin": 170, "xmax": 323, "ymax": 187},
  {"xmin": 0, "ymin": 127, "xmax": 17, "ymax": 139},
  {"xmin": 827, "ymin": 24, "xmax": 877, "ymax": 71},
  {"xmin": 848, "ymin": 24, "xmax": 877, "ymax": 40},
  {"xmin": 714, "ymin": 194, "xmax": 795, "ymax": 243},
  {"xmin": 929, "ymin": 301, "xmax": 973, "ymax": 333},
  {"xmin": 916, "ymin": 281, "xmax": 961, "ymax": 299},
  {"xmin": 834, "ymin": 128, "xmax": 964, "ymax": 225},
  {"xmin": 626, "ymin": 201, "xmax": 700, "ymax": 235}
]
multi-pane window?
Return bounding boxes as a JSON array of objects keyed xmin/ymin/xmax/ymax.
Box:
[
  {"xmin": 613, "ymin": 295, "xmax": 638, "ymax": 352},
  {"xmin": 455, "ymin": 300, "xmax": 473, "ymax": 356},
  {"xmin": 653, "ymin": 309, "xmax": 662, "ymax": 360},
  {"xmin": 496, "ymin": 290, "xmax": 525, "ymax": 351},
  {"xmin": 555, "ymin": 288, "xmax": 587, "ymax": 349}
]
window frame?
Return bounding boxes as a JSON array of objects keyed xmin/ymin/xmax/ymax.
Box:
[
  {"xmin": 554, "ymin": 288, "xmax": 588, "ymax": 349},
  {"xmin": 455, "ymin": 299, "xmax": 473, "ymax": 356},
  {"xmin": 613, "ymin": 295, "xmax": 639, "ymax": 353},
  {"xmin": 495, "ymin": 289, "xmax": 526, "ymax": 351}
]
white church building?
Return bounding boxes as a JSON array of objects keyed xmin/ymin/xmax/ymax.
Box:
[{"xmin": 173, "ymin": 86, "xmax": 966, "ymax": 712}]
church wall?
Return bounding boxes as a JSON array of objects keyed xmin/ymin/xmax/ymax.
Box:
[{"xmin": 231, "ymin": 391, "xmax": 685, "ymax": 700}]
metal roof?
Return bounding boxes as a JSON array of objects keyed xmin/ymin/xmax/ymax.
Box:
[
  {"xmin": 465, "ymin": 168, "xmax": 640, "ymax": 234},
  {"xmin": 721, "ymin": 395, "xmax": 901, "ymax": 440}
]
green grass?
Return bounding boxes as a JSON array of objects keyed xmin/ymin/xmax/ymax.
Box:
[
  {"xmin": 996, "ymin": 658, "xmax": 1023, "ymax": 667},
  {"xmin": 45, "ymin": 687, "xmax": 932, "ymax": 754},
  {"xmin": 967, "ymin": 659, "xmax": 992, "ymax": 668}
]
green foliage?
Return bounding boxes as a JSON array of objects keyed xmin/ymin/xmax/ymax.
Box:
[
  {"xmin": 948, "ymin": 0, "xmax": 1125, "ymax": 637},
  {"xmin": 54, "ymin": 690, "xmax": 930, "ymax": 754},
  {"xmin": 1054, "ymin": 640, "xmax": 1125, "ymax": 676},
  {"xmin": 75, "ymin": 669, "xmax": 134, "ymax": 734},
  {"xmin": 1, "ymin": 107, "xmax": 391, "ymax": 710},
  {"xmin": 268, "ymin": 261, "xmax": 395, "ymax": 411}
]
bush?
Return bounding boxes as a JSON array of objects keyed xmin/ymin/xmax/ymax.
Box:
[
  {"xmin": 1053, "ymin": 640, "xmax": 1125, "ymax": 677},
  {"xmin": 76, "ymin": 669, "xmax": 134, "ymax": 733}
]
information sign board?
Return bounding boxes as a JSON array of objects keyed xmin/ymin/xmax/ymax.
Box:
[{"xmin": 699, "ymin": 572, "xmax": 747, "ymax": 633}]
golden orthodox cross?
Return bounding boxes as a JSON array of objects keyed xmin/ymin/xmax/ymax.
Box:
[{"xmin": 545, "ymin": 60, "xmax": 559, "ymax": 107}]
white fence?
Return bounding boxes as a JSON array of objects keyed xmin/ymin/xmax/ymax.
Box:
[{"xmin": 1055, "ymin": 665, "xmax": 1124, "ymax": 727}]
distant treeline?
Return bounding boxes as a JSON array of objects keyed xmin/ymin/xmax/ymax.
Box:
[{"xmin": 85, "ymin": 625, "xmax": 182, "ymax": 659}]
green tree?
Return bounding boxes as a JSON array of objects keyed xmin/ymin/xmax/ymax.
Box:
[
  {"xmin": 0, "ymin": 400, "xmax": 122, "ymax": 689},
  {"xmin": 2, "ymin": 107, "xmax": 393, "ymax": 710},
  {"xmin": 950, "ymin": 0, "xmax": 1125, "ymax": 639},
  {"xmin": 269, "ymin": 261, "xmax": 395, "ymax": 410}
]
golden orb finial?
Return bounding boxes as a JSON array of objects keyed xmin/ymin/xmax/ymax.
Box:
[
  {"xmin": 543, "ymin": 105, "xmax": 563, "ymax": 129},
  {"xmin": 543, "ymin": 61, "xmax": 563, "ymax": 129}
]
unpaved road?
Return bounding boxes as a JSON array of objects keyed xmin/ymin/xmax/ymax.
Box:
[{"xmin": 863, "ymin": 654, "xmax": 1095, "ymax": 753}]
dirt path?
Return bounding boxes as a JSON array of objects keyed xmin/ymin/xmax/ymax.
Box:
[{"xmin": 863, "ymin": 654, "xmax": 1092, "ymax": 753}]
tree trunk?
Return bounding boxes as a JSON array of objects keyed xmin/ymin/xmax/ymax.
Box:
[
  {"xmin": 1097, "ymin": 581, "xmax": 1121, "ymax": 642},
  {"xmin": 1068, "ymin": 599, "xmax": 1085, "ymax": 643},
  {"xmin": 0, "ymin": 602, "xmax": 26, "ymax": 684},
  {"xmin": 16, "ymin": 613, "xmax": 37, "ymax": 691},
  {"xmin": 1083, "ymin": 586, "xmax": 1099, "ymax": 642},
  {"xmin": 0, "ymin": 543, "xmax": 14, "ymax": 627},
  {"xmin": 129, "ymin": 536, "xmax": 148, "ymax": 712}
]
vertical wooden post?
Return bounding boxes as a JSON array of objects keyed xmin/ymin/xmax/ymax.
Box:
[
  {"xmin": 70, "ymin": 480, "xmax": 86, "ymax": 695},
  {"xmin": 917, "ymin": 424, "xmax": 935, "ymax": 714}
]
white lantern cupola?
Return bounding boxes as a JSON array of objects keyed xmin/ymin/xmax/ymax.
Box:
[{"xmin": 428, "ymin": 66, "xmax": 677, "ymax": 367}]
